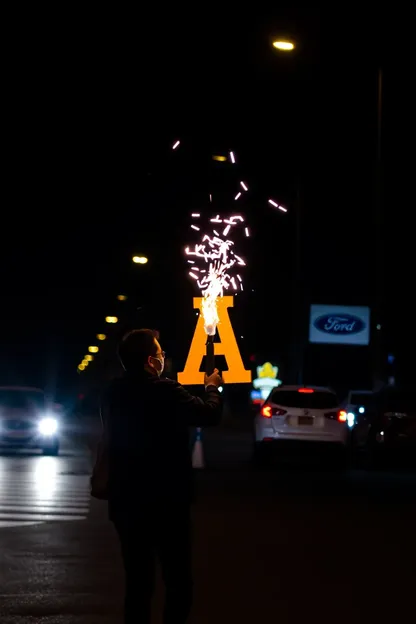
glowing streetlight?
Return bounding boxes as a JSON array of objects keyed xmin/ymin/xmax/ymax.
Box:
[
  {"xmin": 212, "ymin": 155, "xmax": 227, "ymax": 162},
  {"xmin": 88, "ymin": 346, "xmax": 99, "ymax": 353},
  {"xmin": 96, "ymin": 333, "xmax": 106, "ymax": 341},
  {"xmin": 105, "ymin": 316, "xmax": 118, "ymax": 324},
  {"xmin": 132, "ymin": 256, "xmax": 148, "ymax": 264},
  {"xmin": 117, "ymin": 294, "xmax": 128, "ymax": 301},
  {"xmin": 81, "ymin": 358, "xmax": 89, "ymax": 366},
  {"xmin": 78, "ymin": 364, "xmax": 85, "ymax": 372},
  {"xmin": 272, "ymin": 40, "xmax": 295, "ymax": 51},
  {"xmin": 85, "ymin": 354, "xmax": 94, "ymax": 362}
]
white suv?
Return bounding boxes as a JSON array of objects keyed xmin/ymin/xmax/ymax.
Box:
[{"xmin": 253, "ymin": 385, "xmax": 349, "ymax": 464}]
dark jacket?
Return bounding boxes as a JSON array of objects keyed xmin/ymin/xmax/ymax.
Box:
[{"xmin": 102, "ymin": 370, "xmax": 222, "ymax": 518}]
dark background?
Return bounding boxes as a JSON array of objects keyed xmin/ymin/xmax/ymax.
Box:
[{"xmin": 0, "ymin": 9, "xmax": 410, "ymax": 401}]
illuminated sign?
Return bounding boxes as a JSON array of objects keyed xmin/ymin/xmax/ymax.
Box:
[
  {"xmin": 177, "ymin": 296, "xmax": 252, "ymax": 385},
  {"xmin": 309, "ymin": 304, "xmax": 370, "ymax": 346},
  {"xmin": 252, "ymin": 362, "xmax": 282, "ymax": 401}
]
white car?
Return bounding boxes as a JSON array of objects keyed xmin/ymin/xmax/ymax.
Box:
[
  {"xmin": 253, "ymin": 385, "xmax": 349, "ymax": 464},
  {"xmin": 0, "ymin": 386, "xmax": 60, "ymax": 455}
]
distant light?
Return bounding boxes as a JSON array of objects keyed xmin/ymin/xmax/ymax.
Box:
[
  {"xmin": 347, "ymin": 412, "xmax": 355, "ymax": 428},
  {"xmin": 273, "ymin": 40, "xmax": 295, "ymax": 51},
  {"xmin": 212, "ymin": 155, "xmax": 227, "ymax": 162},
  {"xmin": 77, "ymin": 364, "xmax": 85, "ymax": 372},
  {"xmin": 229, "ymin": 151, "xmax": 236, "ymax": 163},
  {"xmin": 85, "ymin": 354, "xmax": 93, "ymax": 362},
  {"xmin": 96, "ymin": 334, "xmax": 106, "ymax": 341},
  {"xmin": 218, "ymin": 386, "xmax": 223, "ymax": 393},
  {"xmin": 117, "ymin": 294, "xmax": 127, "ymax": 301},
  {"xmin": 359, "ymin": 406, "xmax": 365, "ymax": 414},
  {"xmin": 88, "ymin": 346, "xmax": 99, "ymax": 353},
  {"xmin": 245, "ymin": 228, "xmax": 250, "ymax": 237},
  {"xmin": 132, "ymin": 256, "xmax": 148, "ymax": 264},
  {"xmin": 172, "ymin": 140, "xmax": 180, "ymax": 149},
  {"xmin": 376, "ymin": 324, "xmax": 381, "ymax": 330},
  {"xmin": 234, "ymin": 192, "xmax": 241, "ymax": 200},
  {"xmin": 81, "ymin": 359, "xmax": 89, "ymax": 366},
  {"xmin": 105, "ymin": 316, "xmax": 118, "ymax": 323},
  {"xmin": 240, "ymin": 181, "xmax": 248, "ymax": 191}
]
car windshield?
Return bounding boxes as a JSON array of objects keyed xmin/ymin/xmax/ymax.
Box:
[
  {"xmin": 377, "ymin": 391, "xmax": 416, "ymax": 413},
  {"xmin": 0, "ymin": 390, "xmax": 45, "ymax": 410},
  {"xmin": 270, "ymin": 390, "xmax": 339, "ymax": 409},
  {"xmin": 350, "ymin": 393, "xmax": 374, "ymax": 406}
]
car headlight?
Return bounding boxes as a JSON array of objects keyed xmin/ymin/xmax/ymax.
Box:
[{"xmin": 38, "ymin": 417, "xmax": 58, "ymax": 435}]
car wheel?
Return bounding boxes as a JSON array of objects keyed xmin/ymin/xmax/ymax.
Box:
[{"xmin": 42, "ymin": 440, "xmax": 60, "ymax": 456}]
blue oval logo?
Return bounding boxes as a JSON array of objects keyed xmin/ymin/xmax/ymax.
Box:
[{"xmin": 314, "ymin": 314, "xmax": 365, "ymax": 335}]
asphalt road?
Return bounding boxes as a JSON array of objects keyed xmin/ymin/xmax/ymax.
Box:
[{"xmin": 0, "ymin": 431, "xmax": 415, "ymax": 623}]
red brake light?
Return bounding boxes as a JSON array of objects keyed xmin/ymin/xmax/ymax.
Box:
[
  {"xmin": 298, "ymin": 388, "xmax": 314, "ymax": 393},
  {"xmin": 338, "ymin": 410, "xmax": 347, "ymax": 423},
  {"xmin": 261, "ymin": 406, "xmax": 287, "ymax": 418},
  {"xmin": 261, "ymin": 405, "xmax": 272, "ymax": 418}
]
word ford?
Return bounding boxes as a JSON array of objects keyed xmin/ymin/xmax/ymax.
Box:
[{"xmin": 314, "ymin": 314, "xmax": 365, "ymax": 335}]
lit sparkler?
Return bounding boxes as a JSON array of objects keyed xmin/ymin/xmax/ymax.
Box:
[{"xmin": 185, "ymin": 213, "xmax": 249, "ymax": 336}]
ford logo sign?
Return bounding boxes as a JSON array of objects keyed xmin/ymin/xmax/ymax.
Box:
[{"xmin": 314, "ymin": 314, "xmax": 365, "ymax": 335}]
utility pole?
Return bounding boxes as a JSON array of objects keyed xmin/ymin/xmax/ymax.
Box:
[
  {"xmin": 372, "ymin": 67, "xmax": 383, "ymax": 390},
  {"xmin": 292, "ymin": 180, "xmax": 303, "ymax": 385}
]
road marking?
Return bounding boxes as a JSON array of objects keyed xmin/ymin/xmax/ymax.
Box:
[
  {"xmin": 0, "ymin": 478, "xmax": 91, "ymax": 529},
  {"xmin": 0, "ymin": 520, "xmax": 43, "ymax": 528}
]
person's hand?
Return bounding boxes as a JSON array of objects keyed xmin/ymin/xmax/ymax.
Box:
[{"xmin": 204, "ymin": 368, "xmax": 223, "ymax": 388}]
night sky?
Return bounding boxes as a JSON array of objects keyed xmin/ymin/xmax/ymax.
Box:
[{"xmin": 1, "ymin": 10, "xmax": 410, "ymax": 399}]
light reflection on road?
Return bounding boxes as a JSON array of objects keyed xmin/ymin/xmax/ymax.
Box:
[
  {"xmin": 33, "ymin": 456, "xmax": 59, "ymax": 498},
  {"xmin": 0, "ymin": 452, "xmax": 91, "ymax": 528}
]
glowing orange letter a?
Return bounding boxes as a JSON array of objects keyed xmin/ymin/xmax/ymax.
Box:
[{"xmin": 177, "ymin": 296, "xmax": 252, "ymax": 385}]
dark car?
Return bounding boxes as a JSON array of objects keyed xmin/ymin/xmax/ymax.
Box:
[
  {"xmin": 352, "ymin": 388, "xmax": 416, "ymax": 465},
  {"xmin": 0, "ymin": 386, "xmax": 60, "ymax": 455}
]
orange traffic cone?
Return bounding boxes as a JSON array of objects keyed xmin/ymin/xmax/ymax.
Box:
[{"xmin": 192, "ymin": 428, "xmax": 205, "ymax": 469}]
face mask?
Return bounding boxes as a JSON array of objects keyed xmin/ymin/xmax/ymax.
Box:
[{"xmin": 150, "ymin": 356, "xmax": 164, "ymax": 376}]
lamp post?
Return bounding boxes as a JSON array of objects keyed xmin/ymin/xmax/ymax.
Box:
[
  {"xmin": 372, "ymin": 67, "xmax": 383, "ymax": 389},
  {"xmin": 272, "ymin": 40, "xmax": 384, "ymax": 387},
  {"xmin": 271, "ymin": 38, "xmax": 303, "ymax": 383}
]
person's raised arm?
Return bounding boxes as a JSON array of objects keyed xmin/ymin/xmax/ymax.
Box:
[{"xmin": 163, "ymin": 368, "xmax": 223, "ymax": 427}]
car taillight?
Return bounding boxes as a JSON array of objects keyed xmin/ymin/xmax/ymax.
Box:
[
  {"xmin": 338, "ymin": 410, "xmax": 347, "ymax": 423},
  {"xmin": 325, "ymin": 410, "xmax": 347, "ymax": 422},
  {"xmin": 261, "ymin": 406, "xmax": 272, "ymax": 418},
  {"xmin": 261, "ymin": 406, "xmax": 287, "ymax": 418}
]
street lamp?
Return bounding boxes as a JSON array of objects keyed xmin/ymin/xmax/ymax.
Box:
[
  {"xmin": 271, "ymin": 35, "xmax": 383, "ymax": 387},
  {"xmin": 272, "ymin": 40, "xmax": 295, "ymax": 51},
  {"xmin": 96, "ymin": 333, "xmax": 106, "ymax": 341},
  {"xmin": 117, "ymin": 294, "xmax": 128, "ymax": 301},
  {"xmin": 88, "ymin": 346, "xmax": 99, "ymax": 353},
  {"xmin": 105, "ymin": 316, "xmax": 118, "ymax": 324},
  {"xmin": 132, "ymin": 255, "xmax": 148, "ymax": 264},
  {"xmin": 85, "ymin": 355, "xmax": 94, "ymax": 362}
]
